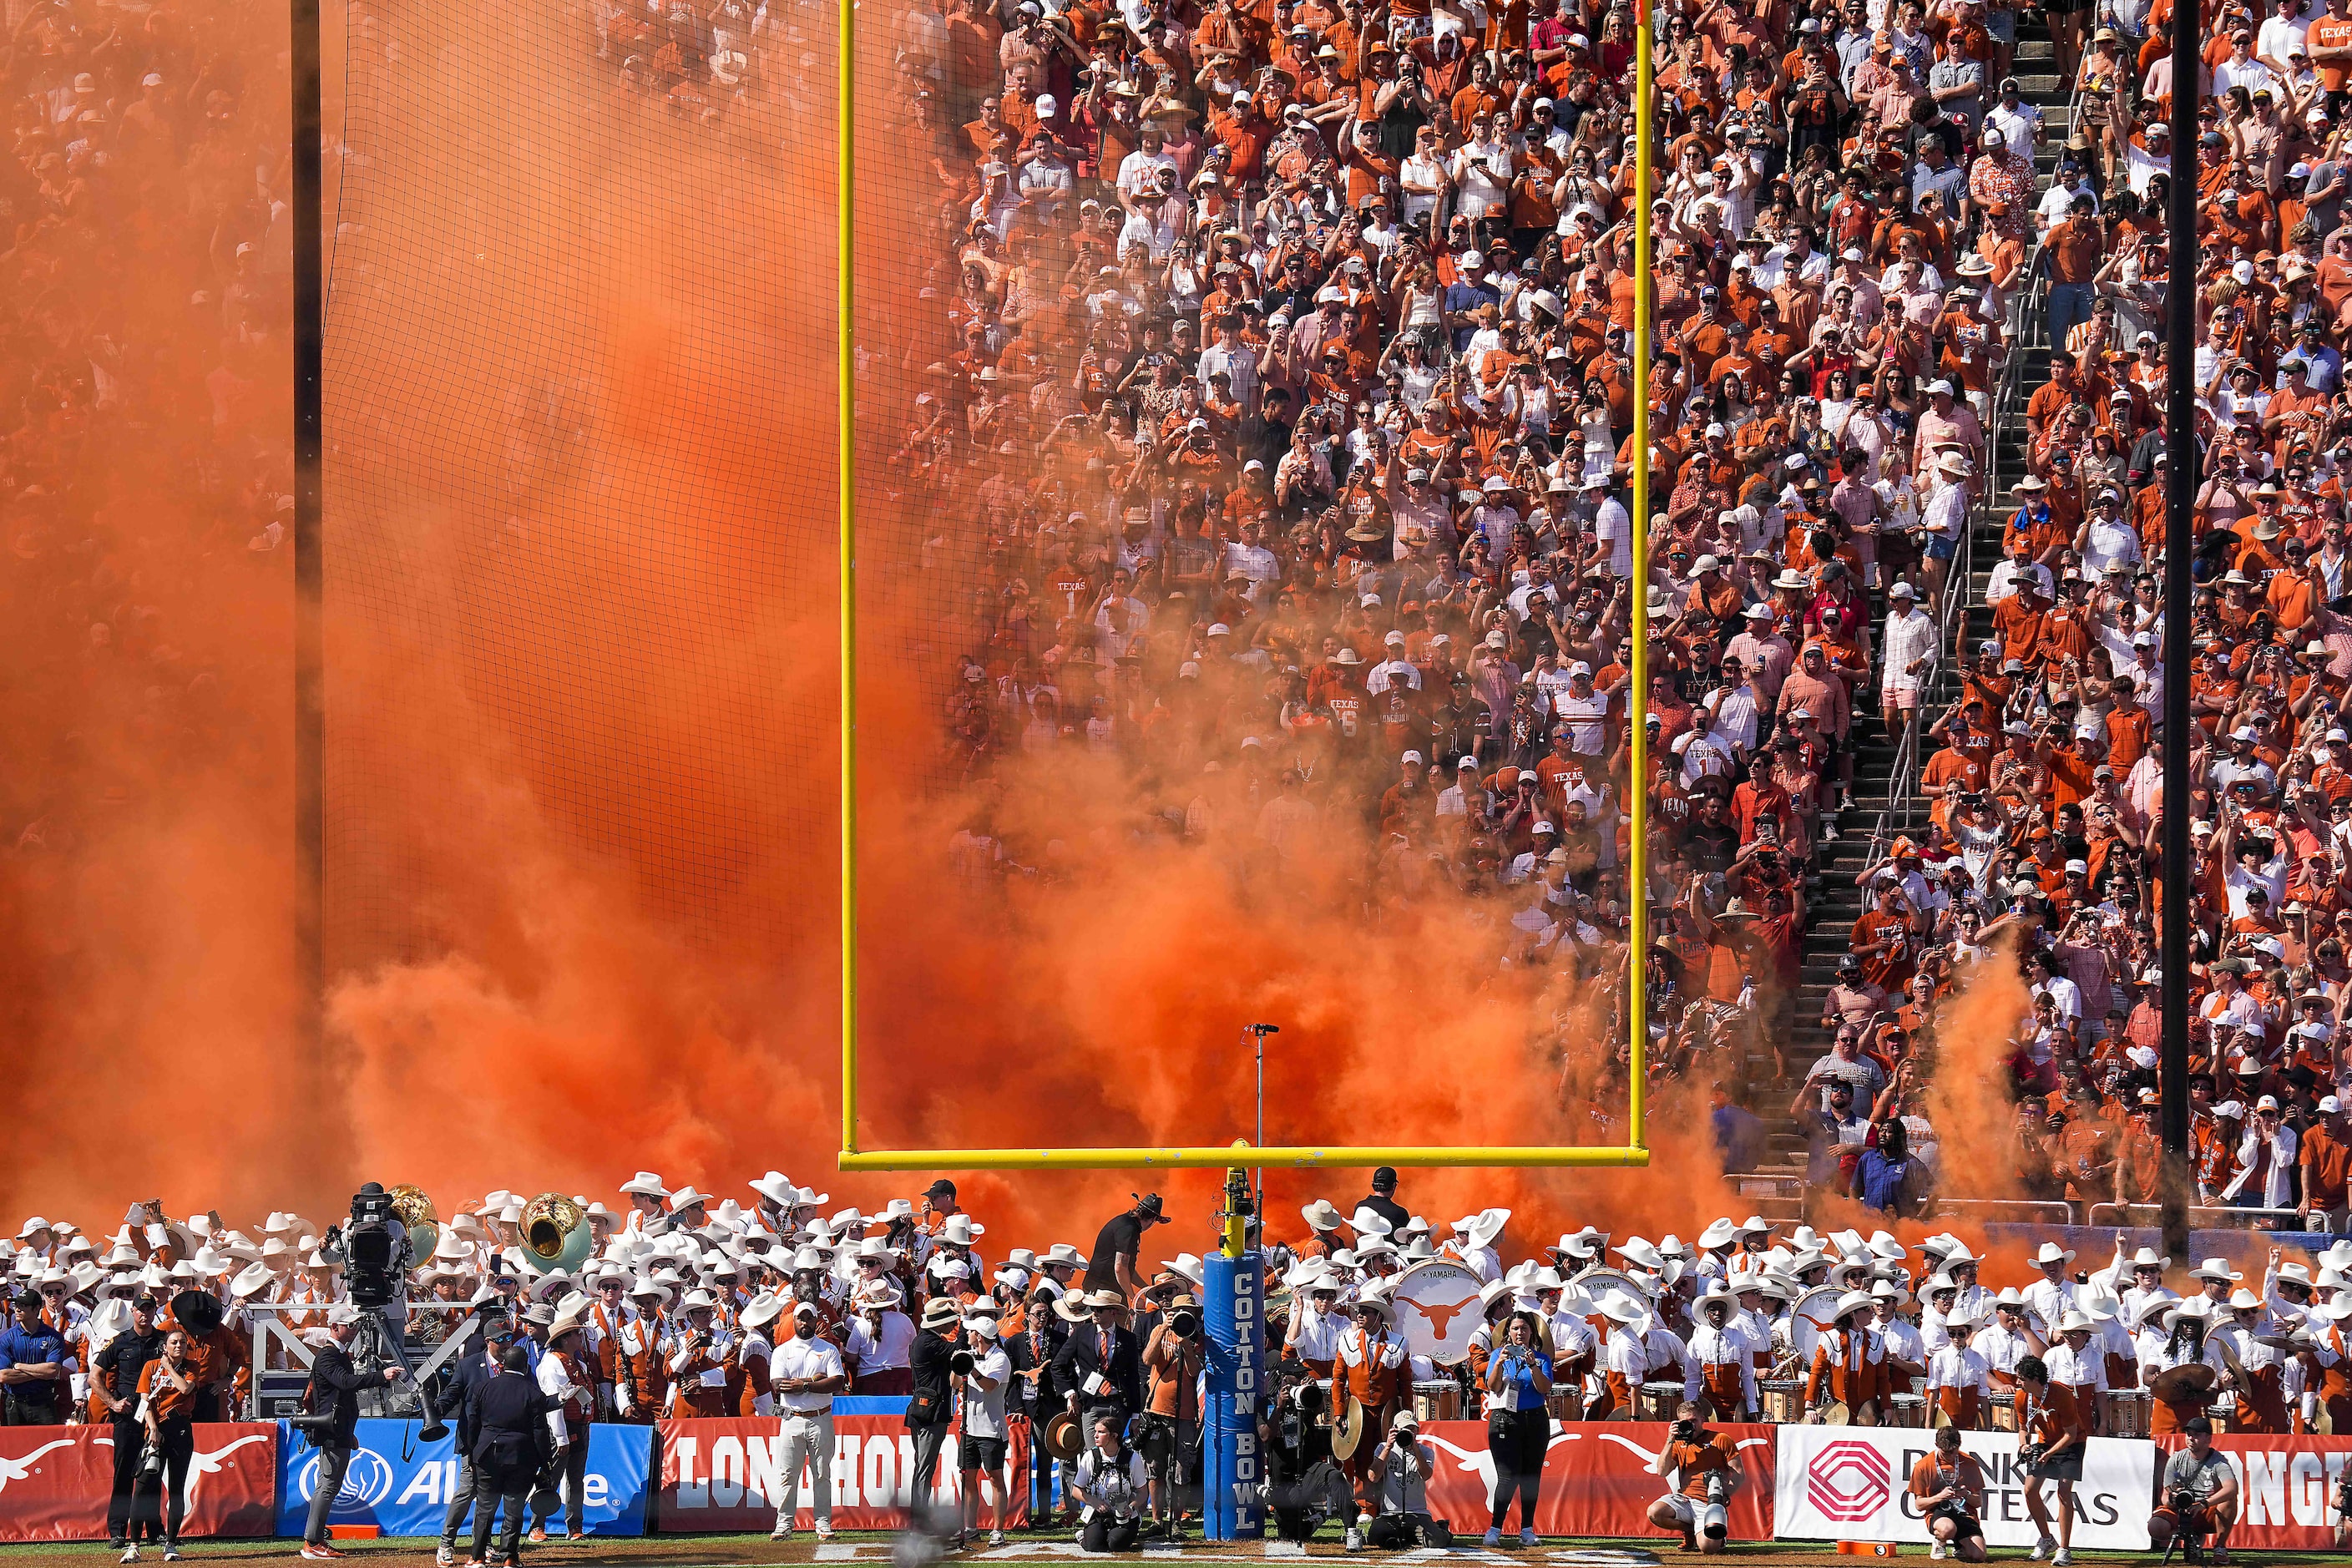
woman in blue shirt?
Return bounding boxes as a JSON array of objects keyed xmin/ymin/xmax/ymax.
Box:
[{"xmin": 1481, "ymin": 1310, "xmax": 1554, "ymax": 1547}]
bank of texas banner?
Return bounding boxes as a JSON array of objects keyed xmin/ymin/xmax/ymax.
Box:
[{"xmin": 1776, "ymin": 1426, "xmax": 2151, "ymax": 1550}]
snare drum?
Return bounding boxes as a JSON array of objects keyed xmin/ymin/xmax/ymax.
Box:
[
  {"xmin": 1636, "ymin": 1381, "xmax": 1685, "ymax": 1422},
  {"xmin": 1547, "ymin": 1388, "xmax": 1582, "ymax": 1421},
  {"xmin": 2102, "ymin": 1389, "xmax": 2152, "ymax": 1439},
  {"xmin": 1990, "ymin": 1401, "xmax": 2020, "ymax": 1432},
  {"xmin": 1888, "ymin": 1393, "xmax": 1926, "ymax": 1429},
  {"xmin": 2207, "ymin": 1402, "xmax": 2233, "ymax": 1434},
  {"xmin": 1761, "ymin": 1378, "xmax": 1806, "ymax": 1424},
  {"xmin": 1412, "ymin": 1379, "xmax": 1460, "ymax": 1424}
]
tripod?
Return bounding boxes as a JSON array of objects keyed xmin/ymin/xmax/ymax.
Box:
[{"xmin": 343, "ymin": 1303, "xmax": 478, "ymax": 1438}]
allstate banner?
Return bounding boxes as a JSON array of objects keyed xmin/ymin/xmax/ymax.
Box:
[
  {"xmin": 0, "ymin": 1424, "xmax": 276, "ymax": 1542},
  {"xmin": 1774, "ymin": 1426, "xmax": 2151, "ymax": 1549},
  {"xmin": 2152, "ymin": 1434, "xmax": 2352, "ymax": 1551},
  {"xmin": 1417, "ymin": 1422, "xmax": 1776, "ymax": 1538},
  {"xmin": 657, "ymin": 1416, "xmax": 1031, "ymax": 1531},
  {"xmin": 273, "ymin": 1419, "xmax": 650, "ymax": 1536}
]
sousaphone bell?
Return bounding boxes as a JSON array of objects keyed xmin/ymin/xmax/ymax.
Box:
[{"xmin": 517, "ymin": 1192, "xmax": 594, "ymax": 1277}]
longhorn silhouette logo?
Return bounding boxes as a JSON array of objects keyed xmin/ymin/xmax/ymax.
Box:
[
  {"xmin": 0, "ymin": 1439, "xmax": 78, "ymax": 1495},
  {"xmin": 1399, "ymin": 1292, "xmax": 1480, "ymax": 1338}
]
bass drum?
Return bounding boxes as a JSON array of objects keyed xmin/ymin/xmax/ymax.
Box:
[{"xmin": 1783, "ymin": 1286, "xmax": 1846, "ymax": 1368}]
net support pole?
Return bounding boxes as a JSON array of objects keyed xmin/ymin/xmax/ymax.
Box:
[
  {"xmin": 292, "ymin": 0, "xmax": 324, "ymax": 1049},
  {"xmin": 1203, "ymin": 1177, "xmax": 1264, "ymax": 1542},
  {"xmin": 2158, "ymin": 0, "xmax": 2198, "ymax": 1262},
  {"xmin": 1627, "ymin": 7, "xmax": 1652, "ymax": 1142},
  {"xmin": 839, "ymin": 0, "xmax": 861, "ymax": 1159}
]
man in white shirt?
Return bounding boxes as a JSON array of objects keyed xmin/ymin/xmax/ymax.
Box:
[
  {"xmin": 2023, "ymin": 1244, "xmax": 2081, "ymax": 1340},
  {"xmin": 770, "ymin": 1302, "xmax": 849, "ymax": 1540},
  {"xmin": 1365, "ymin": 632, "xmax": 1422, "ymax": 695},
  {"xmin": 956, "ymin": 1318, "xmax": 1014, "ymax": 1546},
  {"xmin": 1879, "ymin": 582, "xmax": 1939, "ymax": 746},
  {"xmin": 1983, "ymin": 78, "xmax": 2043, "ymax": 159}
]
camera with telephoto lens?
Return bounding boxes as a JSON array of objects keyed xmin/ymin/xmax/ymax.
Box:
[
  {"xmin": 323, "ymin": 1182, "xmax": 411, "ymax": 1309},
  {"xmin": 950, "ymin": 1348, "xmax": 976, "ymax": 1375},
  {"xmin": 2170, "ymin": 1489, "xmax": 2200, "ymax": 1517},
  {"xmin": 1170, "ymin": 1307, "xmax": 1201, "ymax": 1338},
  {"xmin": 1704, "ymin": 1471, "xmax": 1730, "ymax": 1506}
]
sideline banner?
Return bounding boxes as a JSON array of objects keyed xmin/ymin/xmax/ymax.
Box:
[
  {"xmin": 273, "ymin": 1419, "xmax": 650, "ymax": 1537},
  {"xmin": 2152, "ymin": 1434, "xmax": 2352, "ymax": 1551},
  {"xmin": 656, "ymin": 1415, "xmax": 1032, "ymax": 1531},
  {"xmin": 1774, "ymin": 1427, "xmax": 2151, "ymax": 1549},
  {"xmin": 0, "ymin": 1423, "xmax": 276, "ymax": 1542},
  {"xmin": 1417, "ymin": 1421, "xmax": 1777, "ymax": 1540}
]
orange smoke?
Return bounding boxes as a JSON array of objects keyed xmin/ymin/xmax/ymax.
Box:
[{"xmin": 6, "ymin": 1, "xmax": 1783, "ymax": 1258}]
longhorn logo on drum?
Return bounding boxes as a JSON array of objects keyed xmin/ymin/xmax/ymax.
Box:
[{"xmin": 1805, "ymin": 1439, "xmax": 1891, "ymax": 1523}]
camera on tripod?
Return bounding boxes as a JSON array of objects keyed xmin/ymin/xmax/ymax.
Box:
[{"xmin": 322, "ymin": 1182, "xmax": 412, "ymax": 1310}]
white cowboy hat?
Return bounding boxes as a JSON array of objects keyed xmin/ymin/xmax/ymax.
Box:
[
  {"xmin": 1457, "ymin": 1209, "xmax": 1510, "ymax": 1250},
  {"xmin": 668, "ymin": 1186, "xmax": 713, "ymax": 1211},
  {"xmin": 678, "ymin": 1287, "xmax": 719, "ymax": 1312},
  {"xmin": 1042, "ymin": 1243, "xmax": 1086, "ymax": 1269},
  {"xmin": 1282, "ymin": 1257, "xmax": 1334, "ymax": 1291},
  {"xmin": 749, "ymin": 1171, "xmax": 797, "ymax": 1206},
  {"xmin": 2226, "ymin": 1288, "xmax": 2263, "ymax": 1312},
  {"xmin": 1554, "ymin": 1226, "xmax": 1609, "ymax": 1259},
  {"xmin": 852, "ymin": 1236, "xmax": 898, "ymax": 1263},
  {"xmin": 1164, "ymin": 1252, "xmax": 1205, "ymax": 1288},
  {"xmin": 627, "ymin": 1275, "xmax": 675, "ymax": 1305},
  {"xmin": 2055, "ymin": 1310, "xmax": 2095, "ymax": 1336},
  {"xmin": 2188, "ymin": 1257, "xmax": 2241, "ymax": 1283},
  {"xmin": 1617, "ymin": 1237, "xmax": 1665, "ymax": 1272},
  {"xmin": 1832, "ymin": 1289, "xmax": 1876, "ymax": 1321},
  {"xmin": 230, "ymin": 1262, "xmax": 276, "ymax": 1300},
  {"xmin": 1301, "ymin": 1200, "xmax": 1346, "ymax": 1232},
  {"xmin": 739, "ymin": 1291, "xmax": 786, "ymax": 1332},
  {"xmin": 937, "ymin": 1214, "xmax": 985, "ymax": 1246},
  {"xmin": 1595, "ymin": 1292, "xmax": 1646, "ymax": 1325},
  {"xmin": 1697, "ymin": 1218, "xmax": 1740, "ymax": 1251},
  {"xmin": 2131, "ymin": 1291, "xmax": 2182, "ymax": 1326},
  {"xmin": 1348, "ymin": 1206, "xmax": 1394, "ymax": 1238},
  {"xmin": 2127, "ymin": 1247, "xmax": 2171, "ymax": 1272},
  {"xmin": 2032, "ymin": 1242, "xmax": 2076, "ymax": 1267},
  {"xmin": 619, "ymin": 1171, "xmax": 670, "ymax": 1197}
]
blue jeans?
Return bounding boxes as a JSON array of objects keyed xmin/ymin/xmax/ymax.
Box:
[{"xmin": 2046, "ymin": 282, "xmax": 2094, "ymax": 350}]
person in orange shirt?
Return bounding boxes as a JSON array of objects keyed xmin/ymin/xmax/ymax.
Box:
[
  {"xmin": 2015, "ymin": 1355, "xmax": 2088, "ymax": 1562},
  {"xmin": 1909, "ymin": 1425, "xmax": 1990, "ymax": 1563},
  {"xmin": 1645, "ymin": 1400, "xmax": 1743, "ymax": 1553},
  {"xmin": 1331, "ymin": 1296, "xmax": 1409, "ymax": 1530},
  {"xmin": 132, "ymin": 1329, "xmax": 200, "ymax": 1555}
]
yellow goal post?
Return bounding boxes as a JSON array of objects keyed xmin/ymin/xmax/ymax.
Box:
[{"xmin": 834, "ymin": 5, "xmax": 1654, "ymax": 1174}]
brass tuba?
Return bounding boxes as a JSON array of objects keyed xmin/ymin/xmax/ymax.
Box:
[
  {"xmin": 518, "ymin": 1192, "xmax": 594, "ymax": 1276},
  {"xmin": 388, "ymin": 1184, "xmax": 438, "ymax": 1267}
]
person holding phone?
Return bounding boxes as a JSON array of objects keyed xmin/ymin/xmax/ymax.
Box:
[{"xmin": 1482, "ymin": 1310, "xmax": 1553, "ymax": 1548}]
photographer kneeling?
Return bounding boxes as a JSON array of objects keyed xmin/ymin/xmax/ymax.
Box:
[
  {"xmin": 1070, "ymin": 1415, "xmax": 1147, "ymax": 1554},
  {"xmin": 1907, "ymin": 1425, "xmax": 1987, "ymax": 1563},
  {"xmin": 2148, "ymin": 1418, "xmax": 2239, "ymax": 1562},
  {"xmin": 1646, "ymin": 1400, "xmax": 1740, "ymax": 1555}
]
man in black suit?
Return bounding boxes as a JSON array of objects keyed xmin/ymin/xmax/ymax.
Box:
[
  {"xmin": 300, "ymin": 1308, "xmax": 407, "ymax": 1561},
  {"xmin": 468, "ymin": 1346, "xmax": 555, "ymax": 1567},
  {"xmin": 438, "ymin": 1312, "xmax": 513, "ymax": 1567},
  {"xmin": 1053, "ymin": 1290, "xmax": 1144, "ymax": 1443}
]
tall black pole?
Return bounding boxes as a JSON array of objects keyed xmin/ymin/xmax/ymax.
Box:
[
  {"xmin": 293, "ymin": 0, "xmax": 325, "ymax": 1050},
  {"xmin": 2160, "ymin": 10, "xmax": 2198, "ymax": 1260}
]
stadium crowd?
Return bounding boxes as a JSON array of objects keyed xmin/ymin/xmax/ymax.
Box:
[
  {"xmin": 838, "ymin": 0, "xmax": 2352, "ymax": 1223},
  {"xmin": 5, "ymin": 1177, "xmax": 2352, "ymax": 1557}
]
